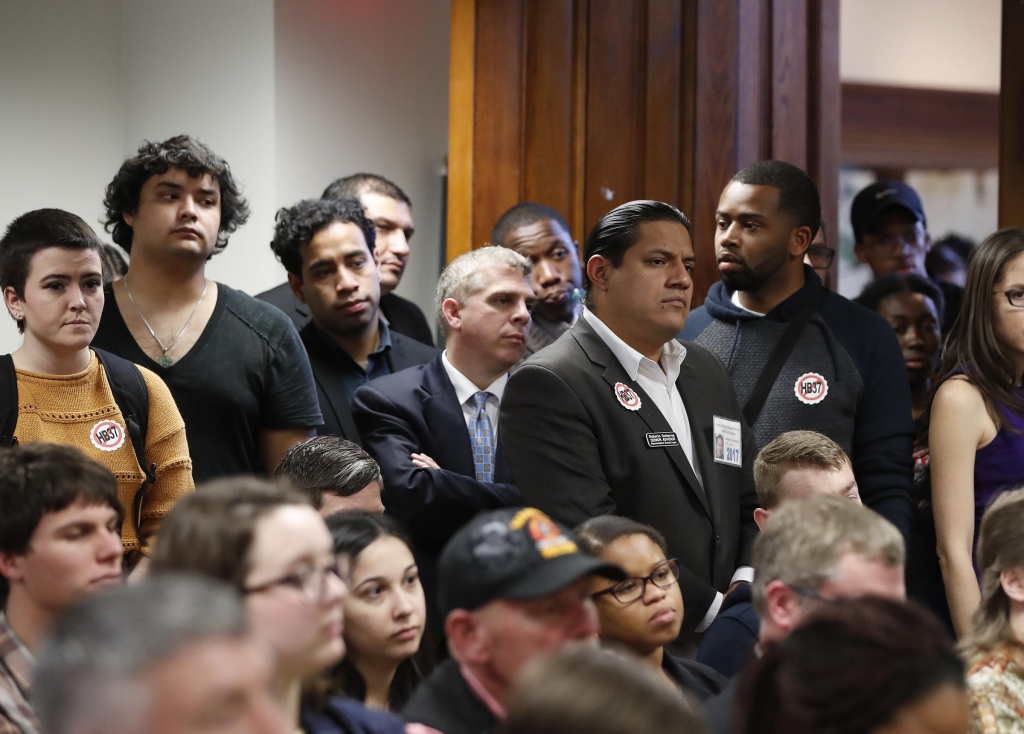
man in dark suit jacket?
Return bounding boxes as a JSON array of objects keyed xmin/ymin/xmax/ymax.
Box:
[
  {"xmin": 501, "ymin": 200, "xmax": 759, "ymax": 637},
  {"xmin": 269, "ymin": 198, "xmax": 436, "ymax": 445},
  {"xmin": 258, "ymin": 172, "xmax": 435, "ymax": 346},
  {"xmin": 353, "ymin": 246, "xmax": 536, "ymax": 628}
]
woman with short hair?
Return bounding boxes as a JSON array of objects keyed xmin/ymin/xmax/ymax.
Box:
[{"xmin": 0, "ymin": 208, "xmax": 192, "ymax": 561}]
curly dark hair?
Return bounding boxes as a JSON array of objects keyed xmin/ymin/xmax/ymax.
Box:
[
  {"xmin": 854, "ymin": 272, "xmax": 945, "ymax": 327},
  {"xmin": 102, "ymin": 135, "xmax": 250, "ymax": 256},
  {"xmin": 270, "ymin": 198, "xmax": 376, "ymax": 277}
]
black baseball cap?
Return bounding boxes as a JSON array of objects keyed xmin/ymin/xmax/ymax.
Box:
[
  {"xmin": 850, "ymin": 181, "xmax": 927, "ymax": 242},
  {"xmin": 438, "ymin": 507, "xmax": 626, "ymax": 617}
]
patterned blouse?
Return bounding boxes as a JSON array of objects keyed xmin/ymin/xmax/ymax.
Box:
[{"xmin": 967, "ymin": 644, "xmax": 1024, "ymax": 734}]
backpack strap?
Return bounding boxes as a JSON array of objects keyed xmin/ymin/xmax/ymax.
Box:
[
  {"xmin": 742, "ymin": 289, "xmax": 829, "ymax": 427},
  {"xmin": 93, "ymin": 348, "xmax": 155, "ymax": 546},
  {"xmin": 0, "ymin": 354, "xmax": 19, "ymax": 447}
]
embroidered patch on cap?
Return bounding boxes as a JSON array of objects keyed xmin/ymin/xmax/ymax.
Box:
[
  {"xmin": 510, "ymin": 508, "xmax": 578, "ymax": 559},
  {"xmin": 794, "ymin": 373, "xmax": 828, "ymax": 405},
  {"xmin": 90, "ymin": 419, "xmax": 126, "ymax": 452},
  {"xmin": 614, "ymin": 382, "xmax": 642, "ymax": 411}
]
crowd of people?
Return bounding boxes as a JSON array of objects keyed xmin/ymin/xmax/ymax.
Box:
[{"xmin": 1, "ymin": 133, "xmax": 1023, "ymax": 734}]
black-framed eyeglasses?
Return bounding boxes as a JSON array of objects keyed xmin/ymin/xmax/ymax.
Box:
[
  {"xmin": 592, "ymin": 559, "xmax": 680, "ymax": 604},
  {"xmin": 805, "ymin": 244, "xmax": 834, "ymax": 268},
  {"xmin": 243, "ymin": 557, "xmax": 348, "ymax": 602},
  {"xmin": 999, "ymin": 288, "xmax": 1024, "ymax": 308}
]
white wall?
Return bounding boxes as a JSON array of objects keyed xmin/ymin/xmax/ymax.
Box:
[
  {"xmin": 0, "ymin": 0, "xmax": 126, "ymax": 352},
  {"xmin": 274, "ymin": 0, "xmax": 450, "ymax": 318},
  {"xmin": 841, "ymin": 0, "xmax": 1001, "ymax": 92},
  {"xmin": 122, "ymin": 0, "xmax": 279, "ymax": 292},
  {"xmin": 0, "ymin": 0, "xmax": 451, "ymax": 354}
]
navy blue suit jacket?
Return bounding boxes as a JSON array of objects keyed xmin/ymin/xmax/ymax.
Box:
[{"xmin": 352, "ymin": 355, "xmax": 522, "ymax": 551}]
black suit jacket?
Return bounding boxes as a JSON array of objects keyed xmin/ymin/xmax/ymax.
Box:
[
  {"xmin": 500, "ymin": 317, "xmax": 759, "ymax": 633},
  {"xmin": 257, "ymin": 282, "xmax": 436, "ymax": 346},
  {"xmin": 301, "ymin": 322, "xmax": 437, "ymax": 444}
]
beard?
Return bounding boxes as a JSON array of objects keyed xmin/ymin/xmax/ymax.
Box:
[{"xmin": 719, "ymin": 248, "xmax": 791, "ymax": 292}]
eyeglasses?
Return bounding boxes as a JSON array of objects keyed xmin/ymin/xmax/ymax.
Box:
[
  {"xmin": 592, "ymin": 559, "xmax": 680, "ymax": 604},
  {"xmin": 805, "ymin": 244, "xmax": 834, "ymax": 269},
  {"xmin": 999, "ymin": 288, "xmax": 1024, "ymax": 308},
  {"xmin": 243, "ymin": 558, "xmax": 348, "ymax": 602},
  {"xmin": 864, "ymin": 230, "xmax": 927, "ymax": 255}
]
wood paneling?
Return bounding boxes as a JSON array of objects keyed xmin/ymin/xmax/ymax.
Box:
[
  {"xmin": 1000, "ymin": 0, "xmax": 1024, "ymax": 228},
  {"xmin": 470, "ymin": 0, "xmax": 524, "ymax": 251},
  {"xmin": 771, "ymin": 0, "xmax": 808, "ymax": 169},
  {"xmin": 808, "ymin": 0, "xmax": 840, "ymax": 286},
  {"xmin": 522, "ymin": 0, "xmax": 575, "ymax": 216},
  {"xmin": 644, "ymin": 0, "xmax": 682, "ymax": 205},
  {"xmin": 583, "ymin": 1, "xmax": 640, "ymax": 229},
  {"xmin": 448, "ymin": 0, "xmax": 841, "ymax": 298},
  {"xmin": 841, "ymin": 83, "xmax": 999, "ymax": 170},
  {"xmin": 446, "ymin": 0, "xmax": 476, "ymax": 261}
]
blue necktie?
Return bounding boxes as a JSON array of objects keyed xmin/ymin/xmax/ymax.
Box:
[{"xmin": 470, "ymin": 391, "xmax": 495, "ymax": 482}]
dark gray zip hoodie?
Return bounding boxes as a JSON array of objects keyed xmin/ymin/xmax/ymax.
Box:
[{"xmin": 680, "ymin": 268, "xmax": 914, "ymax": 539}]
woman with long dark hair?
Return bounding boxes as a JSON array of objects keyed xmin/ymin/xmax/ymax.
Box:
[
  {"xmin": 930, "ymin": 229, "xmax": 1024, "ymax": 637},
  {"xmin": 326, "ymin": 511, "xmax": 431, "ymax": 711}
]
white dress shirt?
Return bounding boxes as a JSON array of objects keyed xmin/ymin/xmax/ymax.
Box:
[
  {"xmin": 441, "ymin": 351, "xmax": 507, "ymax": 431},
  {"xmin": 583, "ymin": 309, "xmax": 701, "ymax": 486},
  {"xmin": 583, "ymin": 308, "xmax": 753, "ymax": 631}
]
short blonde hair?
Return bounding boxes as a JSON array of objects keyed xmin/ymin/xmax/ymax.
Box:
[
  {"xmin": 751, "ymin": 495, "xmax": 904, "ymax": 617},
  {"xmin": 753, "ymin": 430, "xmax": 851, "ymax": 509},
  {"xmin": 435, "ymin": 247, "xmax": 532, "ymax": 334}
]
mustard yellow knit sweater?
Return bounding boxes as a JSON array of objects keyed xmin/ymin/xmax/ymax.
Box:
[{"xmin": 14, "ymin": 351, "xmax": 194, "ymax": 551}]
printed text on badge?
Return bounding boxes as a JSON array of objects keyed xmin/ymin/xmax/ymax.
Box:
[
  {"xmin": 712, "ymin": 416, "xmax": 742, "ymax": 467},
  {"xmin": 90, "ymin": 419, "xmax": 126, "ymax": 452},
  {"xmin": 794, "ymin": 372, "xmax": 828, "ymax": 405}
]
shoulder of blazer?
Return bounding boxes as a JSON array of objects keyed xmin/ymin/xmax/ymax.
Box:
[{"xmin": 390, "ymin": 332, "xmax": 440, "ymax": 369}]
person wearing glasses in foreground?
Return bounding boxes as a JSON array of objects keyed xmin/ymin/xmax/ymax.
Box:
[
  {"xmin": 701, "ymin": 495, "xmax": 906, "ymax": 734},
  {"xmin": 576, "ymin": 516, "xmax": 726, "ymax": 702},
  {"xmin": 929, "ymin": 229, "xmax": 1024, "ymax": 639},
  {"xmin": 150, "ymin": 478, "xmax": 409, "ymax": 734}
]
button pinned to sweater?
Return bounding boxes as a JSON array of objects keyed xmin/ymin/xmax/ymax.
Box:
[
  {"xmin": 90, "ymin": 419, "xmax": 126, "ymax": 451},
  {"xmin": 794, "ymin": 372, "xmax": 828, "ymax": 405}
]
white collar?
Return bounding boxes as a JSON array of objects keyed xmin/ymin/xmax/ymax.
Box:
[
  {"xmin": 441, "ymin": 351, "xmax": 508, "ymax": 404},
  {"xmin": 730, "ymin": 289, "xmax": 765, "ymax": 316},
  {"xmin": 582, "ymin": 309, "xmax": 686, "ymax": 381}
]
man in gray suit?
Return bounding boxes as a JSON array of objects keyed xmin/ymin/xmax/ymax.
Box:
[{"xmin": 500, "ymin": 200, "xmax": 759, "ymax": 637}]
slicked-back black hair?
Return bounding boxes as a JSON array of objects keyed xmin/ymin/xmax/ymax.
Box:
[
  {"xmin": 854, "ymin": 272, "xmax": 945, "ymax": 326},
  {"xmin": 731, "ymin": 160, "xmax": 821, "ymax": 239},
  {"xmin": 270, "ymin": 198, "xmax": 376, "ymax": 277},
  {"xmin": 322, "ymin": 173, "xmax": 411, "ymax": 208},
  {"xmin": 103, "ymin": 135, "xmax": 250, "ymax": 255},
  {"xmin": 582, "ymin": 200, "xmax": 691, "ymax": 296},
  {"xmin": 490, "ymin": 202, "xmax": 571, "ymax": 246}
]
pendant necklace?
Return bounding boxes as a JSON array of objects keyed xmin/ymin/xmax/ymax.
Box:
[{"xmin": 123, "ymin": 276, "xmax": 209, "ymax": 368}]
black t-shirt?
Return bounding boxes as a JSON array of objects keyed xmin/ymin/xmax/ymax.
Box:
[{"xmin": 92, "ymin": 282, "xmax": 323, "ymax": 482}]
